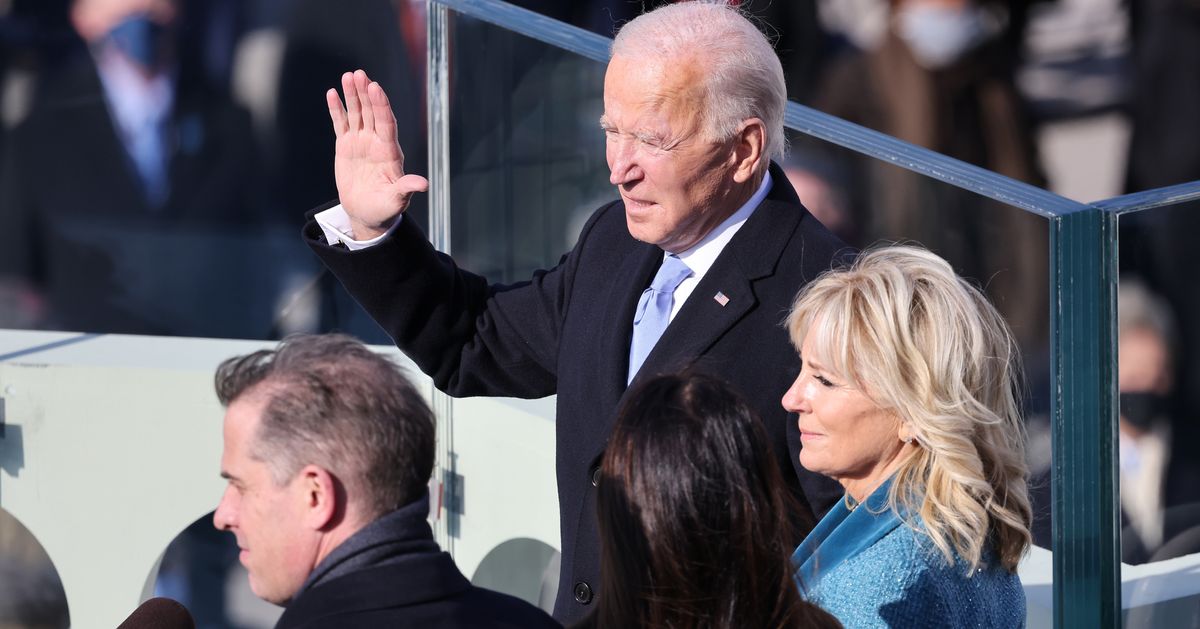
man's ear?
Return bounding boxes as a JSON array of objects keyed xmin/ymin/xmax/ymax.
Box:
[
  {"xmin": 730, "ymin": 118, "xmax": 767, "ymax": 184},
  {"xmin": 297, "ymin": 465, "xmax": 338, "ymax": 531}
]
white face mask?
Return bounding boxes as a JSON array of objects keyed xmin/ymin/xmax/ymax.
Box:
[{"xmin": 894, "ymin": 3, "xmax": 999, "ymax": 70}]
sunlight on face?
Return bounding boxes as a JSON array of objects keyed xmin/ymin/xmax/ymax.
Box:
[
  {"xmin": 781, "ymin": 329, "xmax": 907, "ymax": 500},
  {"xmin": 213, "ymin": 397, "xmax": 317, "ymax": 605},
  {"xmin": 601, "ymin": 54, "xmax": 742, "ymax": 253}
]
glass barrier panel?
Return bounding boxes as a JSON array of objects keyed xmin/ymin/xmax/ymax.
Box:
[
  {"xmin": 0, "ymin": 0, "xmax": 427, "ymax": 345},
  {"xmin": 1117, "ymin": 200, "xmax": 1200, "ymax": 629},
  {"xmin": 446, "ymin": 12, "xmax": 610, "ymax": 281}
]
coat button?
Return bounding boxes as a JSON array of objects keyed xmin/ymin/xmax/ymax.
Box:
[
  {"xmin": 573, "ymin": 581, "xmax": 593, "ymax": 605},
  {"xmin": 590, "ymin": 466, "xmax": 601, "ymax": 487}
]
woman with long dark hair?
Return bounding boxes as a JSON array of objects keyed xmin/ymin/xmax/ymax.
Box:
[{"xmin": 576, "ymin": 372, "xmax": 840, "ymax": 628}]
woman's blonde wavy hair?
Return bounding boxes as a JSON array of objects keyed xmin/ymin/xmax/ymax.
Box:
[{"xmin": 787, "ymin": 245, "xmax": 1032, "ymax": 573}]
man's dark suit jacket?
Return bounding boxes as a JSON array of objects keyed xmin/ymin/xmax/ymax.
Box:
[
  {"xmin": 275, "ymin": 550, "xmax": 560, "ymax": 629},
  {"xmin": 0, "ymin": 45, "xmax": 261, "ymax": 335},
  {"xmin": 303, "ymin": 163, "xmax": 848, "ymax": 623}
]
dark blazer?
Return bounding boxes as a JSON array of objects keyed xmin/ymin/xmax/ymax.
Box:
[
  {"xmin": 276, "ymin": 552, "xmax": 560, "ymax": 629},
  {"xmin": 303, "ymin": 164, "xmax": 849, "ymax": 623},
  {"xmin": 0, "ymin": 45, "xmax": 261, "ymax": 335}
]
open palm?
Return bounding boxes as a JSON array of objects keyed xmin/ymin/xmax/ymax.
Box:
[{"xmin": 328, "ymin": 70, "xmax": 428, "ymax": 240}]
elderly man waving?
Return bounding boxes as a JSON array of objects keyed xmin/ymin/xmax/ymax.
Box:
[{"xmin": 303, "ymin": 2, "xmax": 849, "ymax": 622}]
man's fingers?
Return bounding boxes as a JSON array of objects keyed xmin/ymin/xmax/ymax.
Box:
[
  {"xmin": 356, "ymin": 70, "xmax": 375, "ymax": 133},
  {"xmin": 326, "ymin": 88, "xmax": 348, "ymax": 136},
  {"xmin": 398, "ymin": 174, "xmax": 429, "ymax": 194},
  {"xmin": 342, "ymin": 71, "xmax": 361, "ymax": 131},
  {"xmin": 368, "ymin": 82, "xmax": 397, "ymax": 143}
]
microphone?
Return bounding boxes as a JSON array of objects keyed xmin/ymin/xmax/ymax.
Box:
[{"xmin": 116, "ymin": 597, "xmax": 196, "ymax": 629}]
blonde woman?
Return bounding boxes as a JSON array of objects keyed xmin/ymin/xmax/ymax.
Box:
[{"xmin": 784, "ymin": 245, "xmax": 1031, "ymax": 628}]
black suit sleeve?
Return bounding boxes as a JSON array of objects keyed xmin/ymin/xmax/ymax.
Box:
[{"xmin": 303, "ymin": 204, "xmax": 605, "ymax": 399}]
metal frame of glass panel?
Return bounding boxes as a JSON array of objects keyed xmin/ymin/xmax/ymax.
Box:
[{"xmin": 426, "ymin": 1, "xmax": 1200, "ymax": 626}]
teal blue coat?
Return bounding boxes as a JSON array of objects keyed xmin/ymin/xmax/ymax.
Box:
[{"xmin": 792, "ymin": 479, "xmax": 1025, "ymax": 628}]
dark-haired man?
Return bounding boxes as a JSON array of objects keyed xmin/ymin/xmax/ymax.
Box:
[{"xmin": 212, "ymin": 334, "xmax": 559, "ymax": 628}]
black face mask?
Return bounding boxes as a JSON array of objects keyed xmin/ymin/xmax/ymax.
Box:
[{"xmin": 1120, "ymin": 392, "xmax": 1168, "ymax": 430}]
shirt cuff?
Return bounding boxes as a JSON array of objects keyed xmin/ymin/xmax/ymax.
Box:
[{"xmin": 313, "ymin": 205, "xmax": 402, "ymax": 251}]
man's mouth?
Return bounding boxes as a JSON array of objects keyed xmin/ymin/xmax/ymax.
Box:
[{"xmin": 622, "ymin": 193, "xmax": 655, "ymax": 210}]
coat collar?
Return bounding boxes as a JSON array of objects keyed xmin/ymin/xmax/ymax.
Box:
[
  {"xmin": 585, "ymin": 163, "xmax": 808, "ymax": 465},
  {"xmin": 791, "ymin": 477, "xmax": 905, "ymax": 593},
  {"xmin": 295, "ymin": 493, "xmax": 439, "ymax": 597},
  {"xmin": 277, "ymin": 550, "xmax": 471, "ymax": 628},
  {"xmin": 627, "ymin": 161, "xmax": 806, "ymax": 388}
]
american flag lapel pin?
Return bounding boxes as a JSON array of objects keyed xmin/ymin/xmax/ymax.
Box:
[{"xmin": 713, "ymin": 291, "xmax": 730, "ymax": 307}]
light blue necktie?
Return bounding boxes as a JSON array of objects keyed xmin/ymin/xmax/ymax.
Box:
[{"xmin": 628, "ymin": 254, "xmax": 693, "ymax": 383}]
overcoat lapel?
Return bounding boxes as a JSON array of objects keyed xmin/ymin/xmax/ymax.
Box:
[
  {"xmin": 599, "ymin": 164, "xmax": 806, "ymax": 462},
  {"xmin": 582, "ymin": 240, "xmax": 663, "ymax": 449},
  {"xmin": 630, "ymin": 167, "xmax": 805, "ymax": 391}
]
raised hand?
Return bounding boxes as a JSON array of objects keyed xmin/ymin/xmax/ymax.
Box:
[{"xmin": 327, "ymin": 69, "xmax": 429, "ymax": 240}]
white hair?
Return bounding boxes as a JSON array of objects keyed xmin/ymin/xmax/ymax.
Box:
[
  {"xmin": 612, "ymin": 1, "xmax": 787, "ymax": 163},
  {"xmin": 787, "ymin": 245, "xmax": 1032, "ymax": 574}
]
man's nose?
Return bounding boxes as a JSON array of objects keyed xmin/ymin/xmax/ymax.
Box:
[
  {"xmin": 608, "ymin": 142, "xmax": 640, "ymax": 186},
  {"xmin": 213, "ymin": 488, "xmax": 235, "ymax": 531}
]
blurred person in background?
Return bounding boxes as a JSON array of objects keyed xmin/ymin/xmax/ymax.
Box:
[
  {"xmin": 1117, "ymin": 278, "xmax": 1200, "ymax": 563},
  {"xmin": 0, "ymin": 0, "xmax": 262, "ymax": 335},
  {"xmin": 785, "ymin": 246, "xmax": 1031, "ymax": 628},
  {"xmin": 1118, "ymin": 278, "xmax": 1175, "ymax": 561},
  {"xmin": 813, "ymin": 0, "xmax": 1049, "ymax": 359},
  {"xmin": 575, "ymin": 372, "xmax": 842, "ymax": 629},
  {"xmin": 1120, "ymin": 0, "xmax": 1200, "ymax": 497}
]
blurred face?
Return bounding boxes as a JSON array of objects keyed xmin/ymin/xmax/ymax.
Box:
[
  {"xmin": 1118, "ymin": 328, "xmax": 1171, "ymax": 394},
  {"xmin": 213, "ymin": 397, "xmax": 319, "ymax": 605},
  {"xmin": 602, "ymin": 54, "xmax": 743, "ymax": 253},
  {"xmin": 71, "ymin": 0, "xmax": 177, "ymax": 42},
  {"xmin": 781, "ymin": 329, "xmax": 909, "ymax": 500}
]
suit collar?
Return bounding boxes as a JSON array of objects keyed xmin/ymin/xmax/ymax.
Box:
[
  {"xmin": 585, "ymin": 162, "xmax": 808, "ymax": 458},
  {"xmin": 296, "ymin": 494, "xmax": 438, "ymax": 597},
  {"xmin": 627, "ymin": 162, "xmax": 807, "ymax": 386}
]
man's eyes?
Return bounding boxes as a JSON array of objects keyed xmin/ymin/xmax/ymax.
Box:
[
  {"xmin": 601, "ymin": 129, "xmax": 667, "ymax": 149},
  {"xmin": 636, "ymin": 134, "xmax": 669, "ymax": 149}
]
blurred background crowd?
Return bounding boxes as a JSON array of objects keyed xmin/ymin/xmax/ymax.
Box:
[{"xmin": 0, "ymin": 0, "xmax": 1197, "ymax": 626}]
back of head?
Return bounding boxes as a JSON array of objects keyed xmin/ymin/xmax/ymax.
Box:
[
  {"xmin": 595, "ymin": 372, "xmax": 837, "ymax": 628},
  {"xmin": 214, "ymin": 333, "xmax": 435, "ymax": 519},
  {"xmin": 611, "ymin": 1, "xmax": 787, "ymax": 163},
  {"xmin": 787, "ymin": 245, "xmax": 1032, "ymax": 573}
]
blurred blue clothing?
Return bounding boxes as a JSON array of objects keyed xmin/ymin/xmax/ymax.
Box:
[{"xmin": 792, "ymin": 478, "xmax": 1025, "ymax": 628}]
